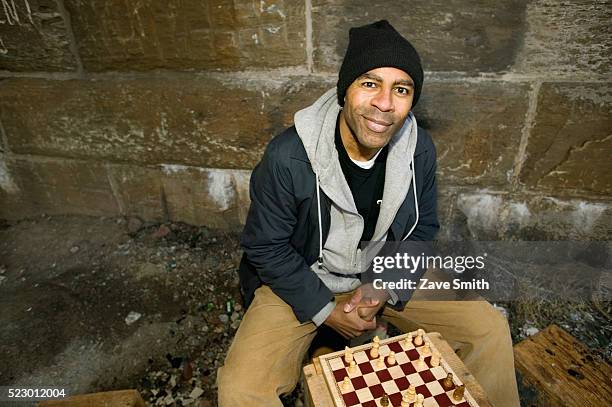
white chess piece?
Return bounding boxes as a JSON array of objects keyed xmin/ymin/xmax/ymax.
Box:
[
  {"xmin": 377, "ymin": 354, "xmax": 385, "ymax": 368},
  {"xmin": 344, "ymin": 346, "xmax": 353, "ymax": 363},
  {"xmin": 421, "ymin": 340, "xmax": 431, "ymax": 355},
  {"xmin": 417, "ymin": 354, "xmax": 426, "ymax": 368},
  {"xmin": 370, "ymin": 343, "xmax": 379, "ymax": 358},
  {"xmin": 404, "ymin": 384, "xmax": 416, "ymax": 402},
  {"xmin": 430, "ymin": 351, "xmax": 441, "ymax": 367},
  {"xmin": 403, "ymin": 332, "xmax": 413, "ymax": 347},
  {"xmin": 386, "ymin": 351, "xmax": 396, "ymax": 365},
  {"xmin": 342, "ymin": 376, "xmax": 351, "ymax": 390}
]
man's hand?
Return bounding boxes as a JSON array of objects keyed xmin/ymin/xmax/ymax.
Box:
[
  {"xmin": 343, "ymin": 284, "xmax": 390, "ymax": 322},
  {"xmin": 323, "ymin": 300, "xmax": 377, "ymax": 339}
]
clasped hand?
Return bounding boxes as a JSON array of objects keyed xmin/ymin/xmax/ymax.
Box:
[{"xmin": 323, "ymin": 283, "xmax": 390, "ymax": 339}]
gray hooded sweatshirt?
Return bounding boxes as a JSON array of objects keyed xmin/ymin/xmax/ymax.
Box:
[{"xmin": 294, "ymin": 88, "xmax": 419, "ymax": 325}]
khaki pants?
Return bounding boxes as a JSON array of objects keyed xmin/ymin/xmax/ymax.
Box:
[{"xmin": 217, "ymin": 285, "xmax": 519, "ymax": 407}]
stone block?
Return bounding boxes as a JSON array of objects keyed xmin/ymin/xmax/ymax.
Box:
[
  {"xmin": 156, "ymin": 165, "xmax": 248, "ymax": 229},
  {"xmin": 106, "ymin": 164, "xmax": 166, "ymax": 222},
  {"xmin": 512, "ymin": 0, "xmax": 611, "ymax": 75},
  {"xmin": 0, "ymin": 0, "xmax": 77, "ymax": 71},
  {"xmin": 0, "ymin": 151, "xmax": 18, "ymax": 194},
  {"xmin": 107, "ymin": 164, "xmax": 251, "ymax": 229},
  {"xmin": 0, "ymin": 76, "xmax": 332, "ymax": 169},
  {"xmin": 519, "ymin": 83, "xmax": 611, "ymax": 196},
  {"xmin": 0, "ymin": 154, "xmax": 253, "ymax": 228},
  {"xmin": 63, "ymin": 0, "xmax": 306, "ymax": 71},
  {"xmin": 0, "ymin": 155, "xmax": 119, "ymax": 220},
  {"xmin": 445, "ymin": 191, "xmax": 611, "ymax": 241},
  {"xmin": 311, "ymin": 0, "xmax": 528, "ymax": 73},
  {"xmin": 414, "ymin": 80, "xmax": 530, "ymax": 187}
]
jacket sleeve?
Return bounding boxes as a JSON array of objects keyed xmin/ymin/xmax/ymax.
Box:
[{"xmin": 241, "ymin": 139, "xmax": 334, "ymax": 323}]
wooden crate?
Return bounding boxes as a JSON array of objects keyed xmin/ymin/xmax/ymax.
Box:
[
  {"xmin": 37, "ymin": 389, "xmax": 145, "ymax": 407},
  {"xmin": 514, "ymin": 324, "xmax": 612, "ymax": 406}
]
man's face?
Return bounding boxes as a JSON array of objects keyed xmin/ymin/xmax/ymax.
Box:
[{"xmin": 340, "ymin": 67, "xmax": 414, "ymax": 152}]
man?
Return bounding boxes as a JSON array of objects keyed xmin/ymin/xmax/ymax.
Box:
[{"xmin": 218, "ymin": 20, "xmax": 519, "ymax": 406}]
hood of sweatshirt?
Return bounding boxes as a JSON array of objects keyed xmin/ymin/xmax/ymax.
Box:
[{"xmin": 294, "ymin": 87, "xmax": 419, "ymax": 243}]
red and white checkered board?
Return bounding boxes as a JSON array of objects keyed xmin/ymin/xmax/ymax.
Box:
[{"xmin": 318, "ymin": 332, "xmax": 479, "ymax": 407}]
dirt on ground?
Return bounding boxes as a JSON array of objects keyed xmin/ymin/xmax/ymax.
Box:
[
  {"xmin": 0, "ymin": 214, "xmax": 609, "ymax": 406},
  {"xmin": 0, "ymin": 214, "xmax": 244, "ymax": 406}
]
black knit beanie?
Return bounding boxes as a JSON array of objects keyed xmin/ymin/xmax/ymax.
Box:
[{"xmin": 337, "ymin": 20, "xmax": 424, "ymax": 108}]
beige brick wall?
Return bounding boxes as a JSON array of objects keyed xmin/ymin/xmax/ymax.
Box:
[{"xmin": 0, "ymin": 0, "xmax": 610, "ymax": 239}]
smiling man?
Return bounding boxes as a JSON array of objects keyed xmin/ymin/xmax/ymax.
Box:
[
  {"xmin": 217, "ymin": 20, "xmax": 519, "ymax": 406},
  {"xmin": 339, "ymin": 68, "xmax": 414, "ymax": 158}
]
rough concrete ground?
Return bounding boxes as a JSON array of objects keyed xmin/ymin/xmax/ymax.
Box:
[
  {"xmin": 0, "ymin": 214, "xmax": 244, "ymax": 406},
  {"xmin": 0, "ymin": 215, "xmax": 609, "ymax": 406}
]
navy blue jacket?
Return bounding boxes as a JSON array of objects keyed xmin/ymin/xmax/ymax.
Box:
[{"xmin": 239, "ymin": 125, "xmax": 439, "ymax": 323}]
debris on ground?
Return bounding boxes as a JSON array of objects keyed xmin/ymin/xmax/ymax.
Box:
[{"xmin": 125, "ymin": 311, "xmax": 143, "ymax": 326}]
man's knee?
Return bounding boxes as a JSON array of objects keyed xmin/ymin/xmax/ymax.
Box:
[
  {"xmin": 216, "ymin": 363, "xmax": 238, "ymax": 398},
  {"xmin": 217, "ymin": 358, "xmax": 297, "ymax": 406},
  {"xmin": 464, "ymin": 302, "xmax": 510, "ymax": 340},
  {"xmin": 216, "ymin": 362, "xmax": 234, "ymax": 389},
  {"xmin": 484, "ymin": 304, "xmax": 511, "ymax": 341},
  {"xmin": 217, "ymin": 362, "xmax": 270, "ymax": 404}
]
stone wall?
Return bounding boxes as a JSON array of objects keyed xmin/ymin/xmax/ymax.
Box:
[{"xmin": 0, "ymin": 0, "xmax": 610, "ymax": 239}]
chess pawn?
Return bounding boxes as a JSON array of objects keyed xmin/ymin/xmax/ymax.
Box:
[
  {"xmin": 417, "ymin": 354, "xmax": 427, "ymax": 368},
  {"xmin": 342, "ymin": 376, "xmax": 351, "ymax": 390},
  {"xmin": 421, "ymin": 340, "xmax": 431, "ymax": 355},
  {"xmin": 348, "ymin": 360, "xmax": 356, "ymax": 373},
  {"xmin": 370, "ymin": 343, "xmax": 379, "ymax": 359},
  {"xmin": 344, "ymin": 346, "xmax": 353, "ymax": 364},
  {"xmin": 377, "ymin": 354, "xmax": 385, "ymax": 368},
  {"xmin": 414, "ymin": 393, "xmax": 425, "ymax": 407},
  {"xmin": 453, "ymin": 384, "xmax": 466, "ymax": 401},
  {"xmin": 372, "ymin": 335, "xmax": 380, "ymax": 345},
  {"xmin": 430, "ymin": 350, "xmax": 441, "ymax": 367},
  {"xmin": 386, "ymin": 351, "xmax": 396, "ymax": 366},
  {"xmin": 404, "ymin": 385, "xmax": 416, "ymax": 403},
  {"xmin": 442, "ymin": 373, "xmax": 454, "ymax": 390},
  {"xmin": 403, "ymin": 332, "xmax": 413, "ymax": 347},
  {"xmin": 414, "ymin": 333, "xmax": 423, "ymax": 346}
]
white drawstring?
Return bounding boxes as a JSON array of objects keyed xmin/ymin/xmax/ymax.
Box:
[
  {"xmin": 401, "ymin": 159, "xmax": 419, "ymax": 241},
  {"xmin": 315, "ymin": 174, "xmax": 323, "ymax": 269}
]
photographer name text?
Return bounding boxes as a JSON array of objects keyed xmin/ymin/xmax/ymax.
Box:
[{"xmin": 373, "ymin": 278, "xmax": 490, "ymax": 291}]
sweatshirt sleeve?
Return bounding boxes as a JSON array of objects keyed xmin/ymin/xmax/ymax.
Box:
[
  {"xmin": 241, "ymin": 139, "xmax": 334, "ymax": 323},
  {"xmin": 311, "ymin": 300, "xmax": 336, "ymax": 326}
]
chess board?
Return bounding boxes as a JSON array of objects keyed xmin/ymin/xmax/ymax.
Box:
[{"xmin": 317, "ymin": 331, "xmax": 479, "ymax": 407}]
